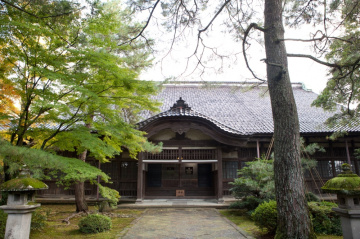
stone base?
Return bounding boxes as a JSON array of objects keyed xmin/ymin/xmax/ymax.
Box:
[
  {"xmin": 333, "ymin": 208, "xmax": 360, "ymax": 239},
  {"xmin": 0, "ymin": 204, "xmax": 40, "ymax": 239}
]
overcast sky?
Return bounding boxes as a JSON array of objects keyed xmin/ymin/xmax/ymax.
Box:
[{"xmin": 137, "ymin": 4, "xmax": 331, "ymax": 95}]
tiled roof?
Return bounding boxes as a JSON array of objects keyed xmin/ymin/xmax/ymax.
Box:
[{"xmin": 138, "ymin": 82, "xmax": 360, "ymax": 135}]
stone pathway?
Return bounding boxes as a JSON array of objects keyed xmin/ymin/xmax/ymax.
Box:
[{"xmin": 120, "ymin": 208, "xmax": 252, "ymax": 239}]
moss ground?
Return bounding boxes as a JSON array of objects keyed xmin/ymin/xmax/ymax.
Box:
[
  {"xmin": 29, "ymin": 205, "xmax": 144, "ymax": 239},
  {"xmin": 219, "ymin": 209, "xmax": 343, "ymax": 239}
]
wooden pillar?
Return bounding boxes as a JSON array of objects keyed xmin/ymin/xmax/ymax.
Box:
[
  {"xmin": 256, "ymin": 140, "xmax": 260, "ymax": 158},
  {"xmin": 217, "ymin": 147, "xmax": 224, "ymax": 203},
  {"xmin": 345, "ymin": 139, "xmax": 351, "ymax": 165},
  {"xmin": 136, "ymin": 152, "xmax": 144, "ymax": 203},
  {"xmin": 352, "ymin": 140, "xmax": 359, "ymax": 175},
  {"xmin": 96, "ymin": 161, "xmax": 101, "ymax": 201},
  {"xmin": 329, "ymin": 141, "xmax": 336, "ymax": 176}
]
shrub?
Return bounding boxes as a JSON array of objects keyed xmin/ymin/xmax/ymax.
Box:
[
  {"xmin": 0, "ymin": 210, "xmax": 7, "ymax": 239},
  {"xmin": 252, "ymin": 200, "xmax": 277, "ymax": 234},
  {"xmin": 78, "ymin": 214, "xmax": 112, "ymax": 234},
  {"xmin": 305, "ymin": 192, "xmax": 320, "ymax": 202},
  {"xmin": 229, "ymin": 196, "xmax": 265, "ymax": 214},
  {"xmin": 31, "ymin": 209, "xmax": 49, "ymax": 231},
  {"xmin": 230, "ymin": 159, "xmax": 275, "ymax": 200},
  {"xmin": 0, "ymin": 192, "xmax": 8, "ymax": 206},
  {"xmin": 308, "ymin": 201, "xmax": 342, "ymax": 236}
]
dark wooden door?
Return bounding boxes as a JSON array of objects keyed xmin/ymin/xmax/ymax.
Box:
[
  {"xmin": 147, "ymin": 164, "xmax": 162, "ymax": 187},
  {"xmin": 198, "ymin": 163, "xmax": 213, "ymax": 187}
]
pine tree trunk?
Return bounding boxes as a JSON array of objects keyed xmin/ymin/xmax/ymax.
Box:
[
  {"xmin": 264, "ymin": 0, "xmax": 315, "ymax": 238},
  {"xmin": 74, "ymin": 149, "xmax": 88, "ymax": 212}
]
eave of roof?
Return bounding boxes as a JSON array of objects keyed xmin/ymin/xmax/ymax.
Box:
[
  {"xmin": 137, "ymin": 107, "xmax": 247, "ymax": 135},
  {"xmin": 138, "ymin": 81, "xmax": 360, "ymax": 136}
]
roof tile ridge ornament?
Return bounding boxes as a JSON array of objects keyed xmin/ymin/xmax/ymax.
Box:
[
  {"xmin": 137, "ymin": 97, "xmax": 248, "ymax": 135},
  {"xmin": 170, "ymin": 97, "xmax": 191, "ymax": 114}
]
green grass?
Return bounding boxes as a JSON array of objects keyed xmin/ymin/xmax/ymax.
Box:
[
  {"xmin": 219, "ymin": 209, "xmax": 343, "ymax": 239},
  {"xmin": 29, "ymin": 205, "xmax": 144, "ymax": 239}
]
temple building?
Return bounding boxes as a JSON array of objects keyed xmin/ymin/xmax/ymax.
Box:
[{"xmin": 41, "ymin": 82, "xmax": 360, "ymax": 202}]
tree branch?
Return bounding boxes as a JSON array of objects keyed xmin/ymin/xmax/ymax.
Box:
[
  {"xmin": 119, "ymin": 0, "xmax": 160, "ymax": 46},
  {"xmin": 1, "ymin": 0, "xmax": 83, "ymax": 19},
  {"xmin": 243, "ymin": 23, "xmax": 266, "ymax": 82},
  {"xmin": 198, "ymin": 0, "xmax": 231, "ymax": 35},
  {"xmin": 287, "ymin": 53, "xmax": 338, "ymax": 68}
]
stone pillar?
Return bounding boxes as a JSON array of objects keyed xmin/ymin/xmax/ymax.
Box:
[
  {"xmin": 1, "ymin": 203, "xmax": 40, "ymax": 239},
  {"xmin": 0, "ymin": 168, "xmax": 48, "ymax": 239},
  {"xmin": 332, "ymin": 204, "xmax": 360, "ymax": 239}
]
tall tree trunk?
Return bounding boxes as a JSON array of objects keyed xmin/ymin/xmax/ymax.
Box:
[
  {"xmin": 74, "ymin": 149, "xmax": 88, "ymax": 212},
  {"xmin": 264, "ymin": 0, "xmax": 315, "ymax": 238}
]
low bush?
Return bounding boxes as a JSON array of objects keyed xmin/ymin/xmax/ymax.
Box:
[
  {"xmin": 0, "ymin": 209, "xmax": 7, "ymax": 239},
  {"xmin": 31, "ymin": 209, "xmax": 49, "ymax": 231},
  {"xmin": 251, "ymin": 200, "xmax": 342, "ymax": 236},
  {"xmin": 0, "ymin": 192, "xmax": 8, "ymax": 206},
  {"xmin": 305, "ymin": 192, "xmax": 320, "ymax": 202},
  {"xmin": 251, "ymin": 200, "xmax": 277, "ymax": 234},
  {"xmin": 229, "ymin": 196, "xmax": 265, "ymax": 214},
  {"xmin": 308, "ymin": 201, "xmax": 342, "ymax": 236},
  {"xmin": 78, "ymin": 214, "xmax": 112, "ymax": 234}
]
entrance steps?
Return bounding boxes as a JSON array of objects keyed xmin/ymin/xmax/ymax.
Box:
[{"xmin": 117, "ymin": 198, "xmax": 233, "ymax": 209}]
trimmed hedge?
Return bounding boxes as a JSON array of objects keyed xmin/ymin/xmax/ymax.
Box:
[
  {"xmin": 251, "ymin": 200, "xmax": 342, "ymax": 236},
  {"xmin": 252, "ymin": 200, "xmax": 278, "ymax": 234},
  {"xmin": 308, "ymin": 201, "xmax": 342, "ymax": 236},
  {"xmin": 78, "ymin": 214, "xmax": 112, "ymax": 234}
]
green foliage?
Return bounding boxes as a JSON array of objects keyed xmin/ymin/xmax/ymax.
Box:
[
  {"xmin": 312, "ymin": 22, "xmax": 360, "ymax": 129},
  {"xmin": 31, "ymin": 209, "xmax": 50, "ymax": 231},
  {"xmin": 0, "ymin": 139, "xmax": 110, "ymax": 184},
  {"xmin": 0, "ymin": 209, "xmax": 6, "ymax": 239},
  {"xmin": 78, "ymin": 214, "xmax": 112, "ymax": 234},
  {"xmin": 230, "ymin": 158, "xmax": 275, "ymax": 200},
  {"xmin": 229, "ymin": 196, "xmax": 265, "ymax": 215},
  {"xmin": 0, "ymin": 0, "xmax": 161, "ymax": 184},
  {"xmin": 308, "ymin": 201, "xmax": 342, "ymax": 236},
  {"xmin": 305, "ymin": 192, "xmax": 320, "ymax": 202},
  {"xmin": 252, "ymin": 200, "xmax": 341, "ymax": 236},
  {"xmin": 230, "ymin": 139, "xmax": 323, "ymax": 211},
  {"xmin": 0, "ymin": 192, "xmax": 8, "ymax": 206},
  {"xmin": 252, "ymin": 200, "xmax": 278, "ymax": 234},
  {"xmin": 97, "ymin": 184, "xmax": 120, "ymax": 208}
]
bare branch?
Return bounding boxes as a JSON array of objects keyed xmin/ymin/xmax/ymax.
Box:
[
  {"xmin": 287, "ymin": 53, "xmax": 338, "ymax": 68},
  {"xmin": 119, "ymin": 0, "xmax": 160, "ymax": 46},
  {"xmin": 243, "ymin": 23, "xmax": 266, "ymax": 82},
  {"xmin": 192, "ymin": 0, "xmax": 231, "ymax": 56},
  {"xmin": 279, "ymin": 35, "xmax": 353, "ymax": 44},
  {"xmin": 198, "ymin": 0, "xmax": 231, "ymax": 35}
]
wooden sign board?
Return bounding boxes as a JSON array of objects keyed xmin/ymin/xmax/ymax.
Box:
[{"xmin": 176, "ymin": 190, "xmax": 185, "ymax": 197}]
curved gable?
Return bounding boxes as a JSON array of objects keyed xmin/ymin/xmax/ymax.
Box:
[{"xmin": 138, "ymin": 98, "xmax": 249, "ymax": 146}]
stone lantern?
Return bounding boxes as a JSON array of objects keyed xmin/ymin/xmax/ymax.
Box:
[
  {"xmin": 0, "ymin": 167, "xmax": 48, "ymax": 239},
  {"xmin": 321, "ymin": 163, "xmax": 360, "ymax": 239}
]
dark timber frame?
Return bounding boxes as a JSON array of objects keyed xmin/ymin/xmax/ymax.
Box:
[{"xmin": 37, "ymin": 92, "xmax": 360, "ymax": 202}]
